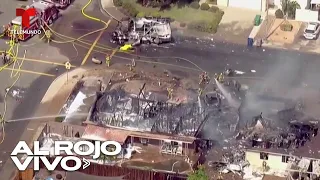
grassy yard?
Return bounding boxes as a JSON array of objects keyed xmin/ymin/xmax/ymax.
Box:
[{"xmin": 122, "ymin": 0, "xmax": 214, "ymax": 23}]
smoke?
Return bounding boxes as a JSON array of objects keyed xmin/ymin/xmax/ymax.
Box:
[{"xmin": 240, "ymin": 52, "xmax": 320, "ymax": 124}]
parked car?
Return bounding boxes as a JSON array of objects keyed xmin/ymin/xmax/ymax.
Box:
[{"xmin": 304, "ymin": 22, "xmax": 320, "ymax": 40}]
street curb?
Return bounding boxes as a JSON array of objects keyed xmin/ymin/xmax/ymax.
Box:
[{"xmin": 40, "ymin": 68, "xmax": 86, "ymax": 104}]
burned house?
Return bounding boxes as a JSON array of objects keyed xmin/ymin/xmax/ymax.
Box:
[
  {"xmin": 90, "ymin": 87, "xmax": 206, "ymax": 137},
  {"xmin": 245, "ymin": 119, "xmax": 320, "ymax": 179},
  {"xmin": 81, "ymin": 125, "xmax": 196, "ymax": 157}
]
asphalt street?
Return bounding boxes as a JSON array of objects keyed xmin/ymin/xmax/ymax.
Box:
[{"xmin": 0, "ymin": 0, "xmax": 319, "ymax": 175}]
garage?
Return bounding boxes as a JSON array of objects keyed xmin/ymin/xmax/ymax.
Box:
[{"xmin": 228, "ymin": 0, "xmax": 263, "ymax": 11}]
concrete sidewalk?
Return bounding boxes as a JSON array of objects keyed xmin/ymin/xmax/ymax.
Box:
[{"xmin": 100, "ymin": 0, "xmax": 320, "ymax": 54}]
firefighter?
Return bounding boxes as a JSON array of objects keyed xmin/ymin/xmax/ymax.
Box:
[
  {"xmin": 1, "ymin": 51, "xmax": 5, "ymax": 65},
  {"xmin": 129, "ymin": 64, "xmax": 135, "ymax": 72},
  {"xmin": 199, "ymin": 72, "xmax": 204, "ymax": 85},
  {"xmin": 262, "ymin": 161, "xmax": 267, "ymax": 172},
  {"xmin": 167, "ymin": 87, "xmax": 173, "ymax": 100},
  {"xmin": 1, "ymin": 51, "xmax": 9, "ymax": 65},
  {"xmin": 45, "ymin": 29, "xmax": 52, "ymax": 43},
  {"xmin": 198, "ymin": 88, "xmax": 203, "ymax": 96},
  {"xmin": 105, "ymin": 54, "xmax": 110, "ymax": 67},
  {"xmin": 199, "ymin": 72, "xmax": 209, "ymax": 85},
  {"xmin": 214, "ymin": 73, "xmax": 218, "ymax": 80},
  {"xmin": 2, "ymin": 25, "xmax": 8, "ymax": 36},
  {"xmin": 5, "ymin": 53, "xmax": 10, "ymax": 65},
  {"xmin": 203, "ymin": 72, "xmax": 209, "ymax": 84},
  {"xmin": 131, "ymin": 58, "xmax": 136, "ymax": 67},
  {"xmin": 217, "ymin": 73, "xmax": 224, "ymax": 83}
]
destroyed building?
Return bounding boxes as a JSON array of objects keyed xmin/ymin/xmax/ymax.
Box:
[
  {"xmin": 90, "ymin": 87, "xmax": 204, "ymax": 136},
  {"xmin": 89, "ymin": 82, "xmax": 242, "ymax": 143},
  {"xmin": 244, "ymin": 119, "xmax": 320, "ymax": 177}
]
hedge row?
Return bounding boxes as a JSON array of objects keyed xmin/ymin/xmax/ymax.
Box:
[
  {"xmin": 188, "ymin": 3, "xmax": 224, "ymax": 33},
  {"xmin": 115, "ymin": 0, "xmax": 162, "ymax": 18},
  {"xmin": 136, "ymin": 12, "xmax": 161, "ymax": 18},
  {"xmin": 115, "ymin": 0, "xmax": 224, "ymax": 34}
]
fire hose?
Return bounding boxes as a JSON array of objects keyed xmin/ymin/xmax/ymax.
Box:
[
  {"xmin": 0, "ymin": 44, "xmax": 25, "ymax": 145},
  {"xmin": 36, "ymin": 1, "xmax": 205, "ymax": 73}
]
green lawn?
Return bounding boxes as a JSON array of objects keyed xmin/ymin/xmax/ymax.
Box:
[{"xmin": 122, "ymin": 0, "xmax": 214, "ymax": 23}]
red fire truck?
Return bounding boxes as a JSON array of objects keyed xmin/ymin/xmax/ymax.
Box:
[
  {"xmin": 34, "ymin": 0, "xmax": 71, "ymax": 9},
  {"xmin": 5, "ymin": 1, "xmax": 59, "ymax": 41}
]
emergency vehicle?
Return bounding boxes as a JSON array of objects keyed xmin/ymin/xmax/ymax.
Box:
[
  {"xmin": 34, "ymin": 0, "xmax": 71, "ymax": 9},
  {"xmin": 5, "ymin": 1, "xmax": 59, "ymax": 41}
]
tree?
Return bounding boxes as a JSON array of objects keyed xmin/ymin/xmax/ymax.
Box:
[
  {"xmin": 98, "ymin": 144, "xmax": 118, "ymax": 164},
  {"xmin": 188, "ymin": 165, "xmax": 209, "ymax": 180},
  {"xmin": 287, "ymin": 1, "xmax": 300, "ymax": 19},
  {"xmin": 281, "ymin": 0, "xmax": 300, "ymax": 19}
]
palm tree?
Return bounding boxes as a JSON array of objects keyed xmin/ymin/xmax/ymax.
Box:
[
  {"xmin": 287, "ymin": 1, "xmax": 300, "ymax": 19},
  {"xmin": 281, "ymin": 0, "xmax": 300, "ymax": 19}
]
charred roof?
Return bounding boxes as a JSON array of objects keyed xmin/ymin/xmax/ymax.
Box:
[{"xmin": 246, "ymin": 119, "xmax": 320, "ymax": 159}]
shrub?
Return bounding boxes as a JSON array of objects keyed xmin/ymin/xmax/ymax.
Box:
[
  {"xmin": 180, "ymin": 22, "xmax": 186, "ymax": 27},
  {"xmin": 136, "ymin": 12, "xmax": 145, "ymax": 18},
  {"xmin": 200, "ymin": 3, "xmax": 210, "ymax": 10},
  {"xmin": 188, "ymin": 10, "xmax": 223, "ymax": 33},
  {"xmin": 208, "ymin": 6, "xmax": 219, "ymax": 13},
  {"xmin": 206, "ymin": 0, "xmax": 217, "ymax": 4},
  {"xmin": 122, "ymin": 2, "xmax": 138, "ymax": 17},
  {"xmin": 149, "ymin": 1, "xmax": 161, "ymax": 7},
  {"xmin": 151, "ymin": 11, "xmax": 161, "ymax": 18},
  {"xmin": 190, "ymin": 1, "xmax": 200, "ymax": 9},
  {"xmin": 280, "ymin": 22, "xmax": 293, "ymax": 31},
  {"xmin": 275, "ymin": 9, "xmax": 284, "ymax": 19},
  {"xmin": 55, "ymin": 116, "xmax": 65, "ymax": 122},
  {"xmin": 113, "ymin": 0, "xmax": 122, "ymax": 7}
]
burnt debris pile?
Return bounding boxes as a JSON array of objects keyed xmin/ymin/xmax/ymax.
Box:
[
  {"xmin": 248, "ymin": 119, "xmax": 318, "ymax": 150},
  {"xmin": 91, "ymin": 87, "xmax": 207, "ymax": 136}
]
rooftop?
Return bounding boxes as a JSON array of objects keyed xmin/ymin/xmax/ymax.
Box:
[{"xmin": 245, "ymin": 119, "xmax": 320, "ymax": 159}]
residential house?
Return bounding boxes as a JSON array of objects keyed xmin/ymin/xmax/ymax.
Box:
[
  {"xmin": 273, "ymin": 0, "xmax": 319, "ymax": 22},
  {"xmin": 245, "ymin": 122, "xmax": 320, "ymax": 179},
  {"xmin": 217, "ymin": 0, "xmax": 267, "ymax": 11}
]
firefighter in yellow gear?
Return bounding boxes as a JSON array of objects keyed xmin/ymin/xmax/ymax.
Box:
[
  {"xmin": 217, "ymin": 73, "xmax": 224, "ymax": 83},
  {"xmin": 45, "ymin": 29, "xmax": 52, "ymax": 43},
  {"xmin": 106, "ymin": 54, "xmax": 110, "ymax": 67},
  {"xmin": 129, "ymin": 65, "xmax": 133, "ymax": 71},
  {"xmin": 167, "ymin": 87, "xmax": 173, "ymax": 100}
]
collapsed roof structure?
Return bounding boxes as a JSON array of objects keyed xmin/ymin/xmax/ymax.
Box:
[{"xmin": 89, "ymin": 79, "xmax": 242, "ymax": 139}]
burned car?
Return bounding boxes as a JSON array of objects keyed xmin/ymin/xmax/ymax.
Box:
[{"xmin": 111, "ymin": 17, "xmax": 172, "ymax": 45}]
